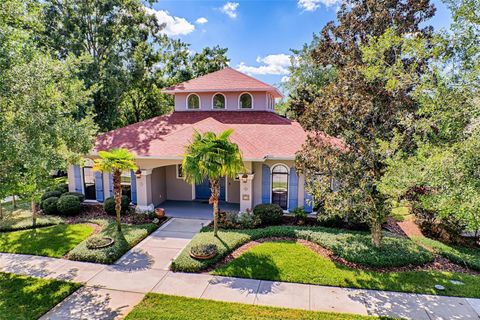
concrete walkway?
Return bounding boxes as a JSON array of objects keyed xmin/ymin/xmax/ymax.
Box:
[{"xmin": 1, "ymin": 218, "xmax": 480, "ymax": 319}]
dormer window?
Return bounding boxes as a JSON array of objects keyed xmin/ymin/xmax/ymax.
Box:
[
  {"xmin": 239, "ymin": 93, "xmax": 253, "ymax": 109},
  {"xmin": 212, "ymin": 93, "xmax": 226, "ymax": 109},
  {"xmin": 187, "ymin": 94, "xmax": 200, "ymax": 109}
]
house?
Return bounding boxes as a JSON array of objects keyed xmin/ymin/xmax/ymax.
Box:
[{"xmin": 67, "ymin": 67, "xmax": 331, "ymax": 214}]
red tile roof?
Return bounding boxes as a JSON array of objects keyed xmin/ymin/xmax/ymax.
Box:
[
  {"xmin": 94, "ymin": 111, "xmax": 342, "ymax": 160},
  {"xmin": 162, "ymin": 67, "xmax": 283, "ymax": 98}
]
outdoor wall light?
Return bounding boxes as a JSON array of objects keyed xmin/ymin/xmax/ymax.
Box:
[
  {"xmin": 135, "ymin": 169, "xmax": 142, "ymax": 179},
  {"xmin": 241, "ymin": 173, "xmax": 248, "ymax": 183}
]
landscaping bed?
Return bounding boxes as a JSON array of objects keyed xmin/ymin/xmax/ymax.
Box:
[
  {"xmin": 0, "ymin": 272, "xmax": 81, "ymax": 320},
  {"xmin": 171, "ymin": 225, "xmax": 433, "ymax": 272},
  {"xmin": 125, "ymin": 293, "xmax": 382, "ymax": 320}
]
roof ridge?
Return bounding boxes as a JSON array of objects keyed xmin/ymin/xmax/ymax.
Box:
[{"xmin": 224, "ymin": 67, "xmax": 281, "ymax": 92}]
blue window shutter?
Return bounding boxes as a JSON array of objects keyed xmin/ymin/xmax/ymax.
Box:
[
  {"xmin": 304, "ymin": 188, "xmax": 313, "ymax": 213},
  {"xmin": 95, "ymin": 172, "xmax": 104, "ymax": 202},
  {"xmin": 108, "ymin": 173, "xmax": 113, "ymax": 197},
  {"xmin": 73, "ymin": 165, "xmax": 82, "ymax": 193},
  {"xmin": 288, "ymin": 167, "xmax": 299, "ymax": 211},
  {"xmin": 261, "ymin": 164, "xmax": 271, "ymax": 204},
  {"xmin": 130, "ymin": 170, "xmax": 137, "ymax": 205}
]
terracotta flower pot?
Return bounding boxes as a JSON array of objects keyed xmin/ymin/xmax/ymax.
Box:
[{"xmin": 155, "ymin": 208, "xmax": 165, "ymax": 218}]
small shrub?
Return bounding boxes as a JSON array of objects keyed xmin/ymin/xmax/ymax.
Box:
[
  {"xmin": 41, "ymin": 190, "xmax": 62, "ymax": 202},
  {"xmin": 42, "ymin": 197, "xmax": 59, "ymax": 215},
  {"xmin": 103, "ymin": 196, "xmax": 130, "ymax": 215},
  {"xmin": 237, "ymin": 210, "xmax": 261, "ymax": 229},
  {"xmin": 253, "ymin": 204, "xmax": 283, "ymax": 226},
  {"xmin": 292, "ymin": 207, "xmax": 307, "ymax": 220},
  {"xmin": 57, "ymin": 195, "xmax": 81, "ymax": 216},
  {"xmin": 56, "ymin": 184, "xmax": 69, "ymax": 194},
  {"xmin": 62, "ymin": 192, "xmax": 85, "ymax": 203},
  {"xmin": 190, "ymin": 243, "xmax": 217, "ymax": 259},
  {"xmin": 218, "ymin": 211, "xmax": 239, "ymax": 229}
]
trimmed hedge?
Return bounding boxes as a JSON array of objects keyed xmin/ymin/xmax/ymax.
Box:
[
  {"xmin": 171, "ymin": 226, "xmax": 434, "ymax": 272},
  {"xmin": 41, "ymin": 191, "xmax": 62, "ymax": 202},
  {"xmin": 103, "ymin": 196, "xmax": 130, "ymax": 215},
  {"xmin": 42, "ymin": 197, "xmax": 59, "ymax": 215},
  {"xmin": 57, "ymin": 195, "xmax": 81, "ymax": 216},
  {"xmin": 62, "ymin": 192, "xmax": 85, "ymax": 203},
  {"xmin": 253, "ymin": 204, "xmax": 283, "ymax": 226}
]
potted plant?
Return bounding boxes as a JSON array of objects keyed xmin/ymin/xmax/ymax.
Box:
[{"xmin": 155, "ymin": 207, "xmax": 165, "ymax": 218}]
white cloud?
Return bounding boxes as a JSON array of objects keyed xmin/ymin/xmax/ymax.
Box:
[
  {"xmin": 196, "ymin": 17, "xmax": 208, "ymax": 24},
  {"xmin": 297, "ymin": 0, "xmax": 340, "ymax": 11},
  {"xmin": 221, "ymin": 2, "xmax": 239, "ymax": 18},
  {"xmin": 236, "ymin": 54, "xmax": 291, "ymax": 75},
  {"xmin": 281, "ymin": 76, "xmax": 291, "ymax": 83},
  {"xmin": 145, "ymin": 7, "xmax": 195, "ymax": 36}
]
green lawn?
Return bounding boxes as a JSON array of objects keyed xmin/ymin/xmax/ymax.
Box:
[
  {"xmin": 0, "ymin": 224, "xmax": 94, "ymax": 257},
  {"xmin": 171, "ymin": 226, "xmax": 433, "ymax": 272},
  {"xmin": 213, "ymin": 241, "xmax": 480, "ymax": 298},
  {"xmin": 125, "ymin": 293, "xmax": 384, "ymax": 320},
  {"xmin": 0, "ymin": 201, "xmax": 63, "ymax": 232},
  {"xmin": 0, "ymin": 272, "xmax": 80, "ymax": 320},
  {"xmin": 68, "ymin": 220, "xmax": 158, "ymax": 264}
]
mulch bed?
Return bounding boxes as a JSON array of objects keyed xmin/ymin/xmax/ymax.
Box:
[{"xmin": 206, "ymin": 237, "xmax": 480, "ymax": 275}]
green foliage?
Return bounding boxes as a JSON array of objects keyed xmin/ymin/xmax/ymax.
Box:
[
  {"xmin": 104, "ymin": 196, "xmax": 130, "ymax": 215},
  {"xmin": 126, "ymin": 293, "xmax": 379, "ymax": 320},
  {"xmin": 41, "ymin": 191, "xmax": 62, "ymax": 202},
  {"xmin": 0, "ymin": 201, "xmax": 63, "ymax": 231},
  {"xmin": 291, "ymin": 207, "xmax": 307, "ymax": 220},
  {"xmin": 42, "ymin": 197, "xmax": 59, "ymax": 215},
  {"xmin": 56, "ymin": 195, "xmax": 81, "ymax": 216},
  {"xmin": 218, "ymin": 211, "xmax": 261, "ymax": 229},
  {"xmin": 414, "ymin": 236, "xmax": 480, "ymax": 271},
  {"xmin": 69, "ymin": 222, "xmax": 158, "ymax": 264},
  {"xmin": 171, "ymin": 226, "xmax": 432, "ymax": 272},
  {"xmin": 0, "ymin": 224, "xmax": 94, "ymax": 257},
  {"xmin": 295, "ymin": 0, "xmax": 435, "ymax": 246},
  {"xmin": 253, "ymin": 204, "xmax": 284, "ymax": 226},
  {"xmin": 0, "ymin": 272, "xmax": 81, "ymax": 320},
  {"xmin": 190, "ymin": 243, "xmax": 217, "ymax": 257},
  {"xmin": 62, "ymin": 192, "xmax": 85, "ymax": 203},
  {"xmin": 212, "ymin": 241, "xmax": 480, "ymax": 298}
]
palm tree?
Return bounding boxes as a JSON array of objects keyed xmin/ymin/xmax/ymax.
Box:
[
  {"xmin": 93, "ymin": 148, "xmax": 137, "ymax": 231},
  {"xmin": 182, "ymin": 130, "xmax": 244, "ymax": 236}
]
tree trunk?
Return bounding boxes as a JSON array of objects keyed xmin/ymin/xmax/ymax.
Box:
[
  {"xmin": 31, "ymin": 200, "xmax": 37, "ymax": 228},
  {"xmin": 113, "ymin": 169, "xmax": 122, "ymax": 232},
  {"xmin": 0, "ymin": 199, "xmax": 3, "ymax": 220},
  {"xmin": 209, "ymin": 179, "xmax": 220, "ymax": 237},
  {"xmin": 12, "ymin": 195, "xmax": 17, "ymax": 209},
  {"xmin": 371, "ymin": 220, "xmax": 382, "ymax": 248}
]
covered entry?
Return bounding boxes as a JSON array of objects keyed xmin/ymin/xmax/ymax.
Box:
[{"xmin": 195, "ymin": 178, "xmax": 226, "ymax": 201}]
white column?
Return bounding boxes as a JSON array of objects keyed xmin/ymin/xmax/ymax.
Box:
[
  {"xmin": 239, "ymin": 174, "xmax": 255, "ymax": 212},
  {"xmin": 135, "ymin": 169, "xmax": 154, "ymax": 213}
]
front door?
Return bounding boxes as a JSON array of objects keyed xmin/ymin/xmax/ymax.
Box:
[{"xmin": 195, "ymin": 178, "xmax": 225, "ymax": 201}]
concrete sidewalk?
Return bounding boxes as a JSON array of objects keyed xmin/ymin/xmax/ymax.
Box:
[{"xmin": 1, "ymin": 218, "xmax": 480, "ymax": 319}]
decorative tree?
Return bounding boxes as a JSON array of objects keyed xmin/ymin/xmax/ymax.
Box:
[
  {"xmin": 93, "ymin": 149, "xmax": 137, "ymax": 231},
  {"xmin": 182, "ymin": 130, "xmax": 244, "ymax": 236}
]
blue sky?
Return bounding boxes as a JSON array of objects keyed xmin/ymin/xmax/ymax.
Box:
[{"xmin": 150, "ymin": 0, "xmax": 453, "ymax": 86}]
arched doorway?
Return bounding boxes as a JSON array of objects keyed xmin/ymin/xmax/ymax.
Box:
[{"xmin": 271, "ymin": 164, "xmax": 289, "ymax": 210}]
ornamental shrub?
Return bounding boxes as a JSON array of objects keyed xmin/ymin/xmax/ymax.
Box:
[
  {"xmin": 103, "ymin": 196, "xmax": 130, "ymax": 215},
  {"xmin": 62, "ymin": 192, "xmax": 85, "ymax": 203},
  {"xmin": 56, "ymin": 184, "xmax": 69, "ymax": 194},
  {"xmin": 42, "ymin": 197, "xmax": 59, "ymax": 215},
  {"xmin": 57, "ymin": 195, "xmax": 81, "ymax": 216},
  {"xmin": 253, "ymin": 204, "xmax": 283, "ymax": 226},
  {"xmin": 41, "ymin": 190, "xmax": 62, "ymax": 202}
]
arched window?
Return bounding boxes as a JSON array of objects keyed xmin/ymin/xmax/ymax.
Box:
[
  {"xmin": 212, "ymin": 93, "xmax": 226, "ymax": 109},
  {"xmin": 187, "ymin": 94, "xmax": 200, "ymax": 109},
  {"xmin": 239, "ymin": 93, "xmax": 253, "ymax": 109},
  {"xmin": 271, "ymin": 164, "xmax": 289, "ymax": 210}
]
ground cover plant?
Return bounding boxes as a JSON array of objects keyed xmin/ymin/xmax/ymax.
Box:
[
  {"xmin": 68, "ymin": 220, "xmax": 158, "ymax": 264},
  {"xmin": 212, "ymin": 241, "xmax": 480, "ymax": 298},
  {"xmin": 125, "ymin": 293, "xmax": 383, "ymax": 320},
  {"xmin": 414, "ymin": 236, "xmax": 480, "ymax": 271},
  {"xmin": 171, "ymin": 226, "xmax": 433, "ymax": 272},
  {"xmin": 0, "ymin": 224, "xmax": 94, "ymax": 257},
  {"xmin": 0, "ymin": 272, "xmax": 81, "ymax": 320}
]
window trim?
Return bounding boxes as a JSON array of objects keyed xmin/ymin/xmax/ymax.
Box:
[
  {"xmin": 270, "ymin": 163, "xmax": 290, "ymax": 210},
  {"xmin": 211, "ymin": 92, "xmax": 227, "ymax": 110},
  {"xmin": 238, "ymin": 92, "xmax": 254, "ymax": 109},
  {"xmin": 186, "ymin": 93, "xmax": 201, "ymax": 110}
]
